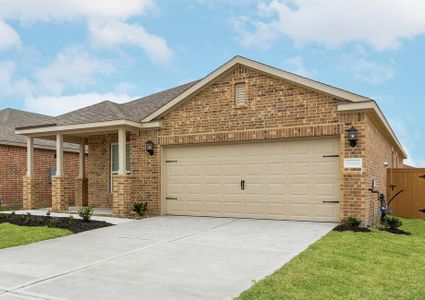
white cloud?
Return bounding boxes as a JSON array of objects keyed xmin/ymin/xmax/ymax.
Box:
[
  {"xmin": 89, "ymin": 21, "xmax": 173, "ymax": 63},
  {"xmin": 0, "ymin": 21, "xmax": 21, "ymax": 50},
  {"xmin": 0, "ymin": 0, "xmax": 173, "ymax": 63},
  {"xmin": 283, "ymin": 56, "xmax": 316, "ymax": 77},
  {"xmin": 236, "ymin": 0, "xmax": 425, "ymax": 51},
  {"xmin": 24, "ymin": 92, "xmax": 133, "ymax": 116},
  {"xmin": 0, "ymin": 0, "xmax": 153, "ymax": 22},
  {"xmin": 34, "ymin": 47, "xmax": 115, "ymax": 95},
  {"xmin": 340, "ymin": 58, "xmax": 396, "ymax": 84}
]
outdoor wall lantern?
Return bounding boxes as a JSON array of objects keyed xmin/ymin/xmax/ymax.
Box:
[
  {"xmin": 145, "ymin": 140, "xmax": 154, "ymax": 156},
  {"xmin": 347, "ymin": 126, "xmax": 358, "ymax": 147}
]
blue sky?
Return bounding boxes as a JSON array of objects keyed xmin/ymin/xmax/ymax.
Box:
[{"xmin": 0, "ymin": 0, "xmax": 424, "ymax": 166}]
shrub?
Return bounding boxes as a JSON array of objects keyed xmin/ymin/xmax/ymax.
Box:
[
  {"xmin": 78, "ymin": 206, "xmax": 93, "ymax": 222},
  {"xmin": 347, "ymin": 216, "xmax": 361, "ymax": 228},
  {"xmin": 132, "ymin": 201, "xmax": 148, "ymax": 216},
  {"xmin": 49, "ymin": 217, "xmax": 60, "ymax": 227},
  {"xmin": 385, "ymin": 216, "xmax": 403, "ymax": 230}
]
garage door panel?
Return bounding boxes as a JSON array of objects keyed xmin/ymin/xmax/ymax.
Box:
[{"xmin": 164, "ymin": 137, "xmax": 340, "ymax": 221}]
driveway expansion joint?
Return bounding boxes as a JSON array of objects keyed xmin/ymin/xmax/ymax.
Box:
[{"xmin": 8, "ymin": 218, "xmax": 237, "ymax": 294}]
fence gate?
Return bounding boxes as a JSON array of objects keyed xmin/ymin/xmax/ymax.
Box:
[{"xmin": 387, "ymin": 168, "xmax": 425, "ymax": 219}]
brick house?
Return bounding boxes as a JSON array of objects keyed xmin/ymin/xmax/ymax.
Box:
[
  {"xmin": 16, "ymin": 56, "xmax": 406, "ymax": 224},
  {"xmin": 0, "ymin": 109, "xmax": 81, "ymax": 208}
]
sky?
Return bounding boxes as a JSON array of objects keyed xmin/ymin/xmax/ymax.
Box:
[{"xmin": 0, "ymin": 0, "xmax": 424, "ymax": 166}]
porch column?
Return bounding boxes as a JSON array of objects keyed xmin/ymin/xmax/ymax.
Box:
[
  {"xmin": 23, "ymin": 136, "xmax": 38, "ymax": 209},
  {"xmin": 52, "ymin": 134, "xmax": 68, "ymax": 212},
  {"xmin": 75, "ymin": 140, "xmax": 88, "ymax": 206},
  {"xmin": 27, "ymin": 137, "xmax": 34, "ymax": 177},
  {"xmin": 113, "ymin": 128, "xmax": 132, "ymax": 216},
  {"xmin": 118, "ymin": 128, "xmax": 126, "ymax": 175}
]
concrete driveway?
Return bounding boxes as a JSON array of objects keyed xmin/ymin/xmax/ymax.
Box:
[{"xmin": 0, "ymin": 216, "xmax": 335, "ymax": 300}]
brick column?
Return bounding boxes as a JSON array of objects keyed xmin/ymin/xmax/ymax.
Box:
[
  {"xmin": 112, "ymin": 175, "xmax": 133, "ymax": 216},
  {"xmin": 52, "ymin": 176, "xmax": 69, "ymax": 212},
  {"xmin": 23, "ymin": 176, "xmax": 39, "ymax": 209},
  {"xmin": 75, "ymin": 178, "xmax": 88, "ymax": 207}
]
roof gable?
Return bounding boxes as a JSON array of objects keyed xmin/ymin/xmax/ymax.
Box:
[{"xmin": 141, "ymin": 56, "xmax": 373, "ymax": 122}]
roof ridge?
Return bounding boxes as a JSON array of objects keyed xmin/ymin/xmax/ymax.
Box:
[{"xmin": 124, "ymin": 80, "xmax": 200, "ymax": 106}]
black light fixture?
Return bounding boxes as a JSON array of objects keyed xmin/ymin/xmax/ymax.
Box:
[
  {"xmin": 145, "ymin": 140, "xmax": 154, "ymax": 156},
  {"xmin": 347, "ymin": 126, "xmax": 358, "ymax": 147}
]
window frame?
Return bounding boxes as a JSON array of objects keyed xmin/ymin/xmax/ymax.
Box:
[{"xmin": 110, "ymin": 142, "xmax": 131, "ymax": 192}]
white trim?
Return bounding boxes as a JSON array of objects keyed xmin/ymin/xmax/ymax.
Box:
[
  {"xmin": 15, "ymin": 120, "xmax": 160, "ymax": 136},
  {"xmin": 26, "ymin": 137, "xmax": 34, "ymax": 177},
  {"xmin": 338, "ymin": 101, "xmax": 407, "ymax": 158},
  {"xmin": 142, "ymin": 56, "xmax": 373, "ymax": 122},
  {"xmin": 78, "ymin": 142, "xmax": 85, "ymax": 179},
  {"xmin": 56, "ymin": 134, "xmax": 64, "ymax": 176}
]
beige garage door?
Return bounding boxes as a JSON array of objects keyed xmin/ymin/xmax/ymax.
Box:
[{"xmin": 163, "ymin": 138, "xmax": 340, "ymax": 221}]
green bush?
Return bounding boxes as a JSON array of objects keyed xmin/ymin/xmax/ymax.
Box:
[
  {"xmin": 132, "ymin": 201, "xmax": 148, "ymax": 216},
  {"xmin": 78, "ymin": 206, "xmax": 93, "ymax": 222},
  {"xmin": 347, "ymin": 216, "xmax": 361, "ymax": 228},
  {"xmin": 385, "ymin": 216, "xmax": 403, "ymax": 230}
]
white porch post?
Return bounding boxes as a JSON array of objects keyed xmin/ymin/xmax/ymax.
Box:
[
  {"xmin": 56, "ymin": 134, "xmax": 64, "ymax": 176},
  {"xmin": 118, "ymin": 128, "xmax": 126, "ymax": 175},
  {"xmin": 78, "ymin": 141, "xmax": 85, "ymax": 179},
  {"xmin": 26, "ymin": 136, "xmax": 34, "ymax": 177}
]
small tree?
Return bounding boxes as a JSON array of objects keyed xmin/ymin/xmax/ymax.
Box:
[
  {"xmin": 132, "ymin": 201, "xmax": 148, "ymax": 216},
  {"xmin": 385, "ymin": 216, "xmax": 402, "ymax": 230},
  {"xmin": 78, "ymin": 206, "xmax": 93, "ymax": 222},
  {"xmin": 347, "ymin": 216, "xmax": 361, "ymax": 228}
]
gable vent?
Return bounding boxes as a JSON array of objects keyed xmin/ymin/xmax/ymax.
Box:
[{"xmin": 235, "ymin": 83, "xmax": 246, "ymax": 106}]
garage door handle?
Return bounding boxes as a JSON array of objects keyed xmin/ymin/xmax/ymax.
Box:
[
  {"xmin": 323, "ymin": 201, "xmax": 339, "ymax": 203},
  {"xmin": 241, "ymin": 180, "xmax": 245, "ymax": 190},
  {"xmin": 166, "ymin": 197, "xmax": 178, "ymax": 200}
]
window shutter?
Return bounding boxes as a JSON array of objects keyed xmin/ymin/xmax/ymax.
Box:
[
  {"xmin": 235, "ymin": 83, "xmax": 246, "ymax": 106},
  {"xmin": 111, "ymin": 144, "xmax": 119, "ymax": 172},
  {"xmin": 126, "ymin": 144, "xmax": 131, "ymax": 171}
]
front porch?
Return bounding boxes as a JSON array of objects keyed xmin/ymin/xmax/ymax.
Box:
[{"xmin": 17, "ymin": 120, "xmax": 160, "ymax": 217}]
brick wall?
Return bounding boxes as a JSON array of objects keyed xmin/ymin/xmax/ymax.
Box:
[
  {"xmin": 0, "ymin": 144, "xmax": 80, "ymax": 207},
  {"xmin": 87, "ymin": 134, "xmax": 117, "ymax": 208},
  {"xmin": 364, "ymin": 114, "xmax": 403, "ymax": 223},
  {"xmin": 83, "ymin": 64, "xmax": 402, "ymax": 222}
]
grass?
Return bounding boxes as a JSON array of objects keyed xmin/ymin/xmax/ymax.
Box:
[
  {"xmin": 238, "ymin": 218, "xmax": 425, "ymax": 300},
  {"xmin": 0, "ymin": 223, "xmax": 72, "ymax": 249}
]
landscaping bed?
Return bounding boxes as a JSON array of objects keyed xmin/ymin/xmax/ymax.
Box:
[{"xmin": 0, "ymin": 213, "xmax": 113, "ymax": 233}]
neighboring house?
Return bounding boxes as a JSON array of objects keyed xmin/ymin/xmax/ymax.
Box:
[
  {"xmin": 0, "ymin": 108, "xmax": 80, "ymax": 208},
  {"xmin": 15, "ymin": 56, "xmax": 406, "ymax": 224}
]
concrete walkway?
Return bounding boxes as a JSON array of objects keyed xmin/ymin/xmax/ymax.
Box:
[{"xmin": 0, "ymin": 216, "xmax": 335, "ymax": 300}]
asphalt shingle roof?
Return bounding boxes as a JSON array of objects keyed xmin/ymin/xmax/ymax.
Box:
[
  {"xmin": 20, "ymin": 80, "xmax": 200, "ymax": 129},
  {"xmin": 0, "ymin": 108, "xmax": 77, "ymax": 150}
]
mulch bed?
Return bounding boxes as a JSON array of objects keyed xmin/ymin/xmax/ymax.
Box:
[
  {"xmin": 379, "ymin": 228, "xmax": 411, "ymax": 235},
  {"xmin": 333, "ymin": 224, "xmax": 371, "ymax": 232},
  {"xmin": 0, "ymin": 213, "xmax": 113, "ymax": 233}
]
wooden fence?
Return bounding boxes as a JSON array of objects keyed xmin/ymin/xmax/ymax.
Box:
[{"xmin": 387, "ymin": 168, "xmax": 425, "ymax": 219}]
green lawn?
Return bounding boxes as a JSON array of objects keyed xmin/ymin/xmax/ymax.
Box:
[
  {"xmin": 0, "ymin": 223, "xmax": 72, "ymax": 249},
  {"xmin": 238, "ymin": 218, "xmax": 425, "ymax": 300}
]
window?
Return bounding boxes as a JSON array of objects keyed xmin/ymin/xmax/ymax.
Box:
[
  {"xmin": 235, "ymin": 83, "xmax": 246, "ymax": 106},
  {"xmin": 111, "ymin": 143, "xmax": 131, "ymax": 173},
  {"xmin": 111, "ymin": 143, "xmax": 131, "ymax": 192}
]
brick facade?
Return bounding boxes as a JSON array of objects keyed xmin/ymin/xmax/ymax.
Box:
[
  {"xmin": 51, "ymin": 176, "xmax": 69, "ymax": 212},
  {"xmin": 0, "ymin": 144, "xmax": 80, "ymax": 208},
  {"xmin": 55, "ymin": 65, "xmax": 403, "ymax": 223}
]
